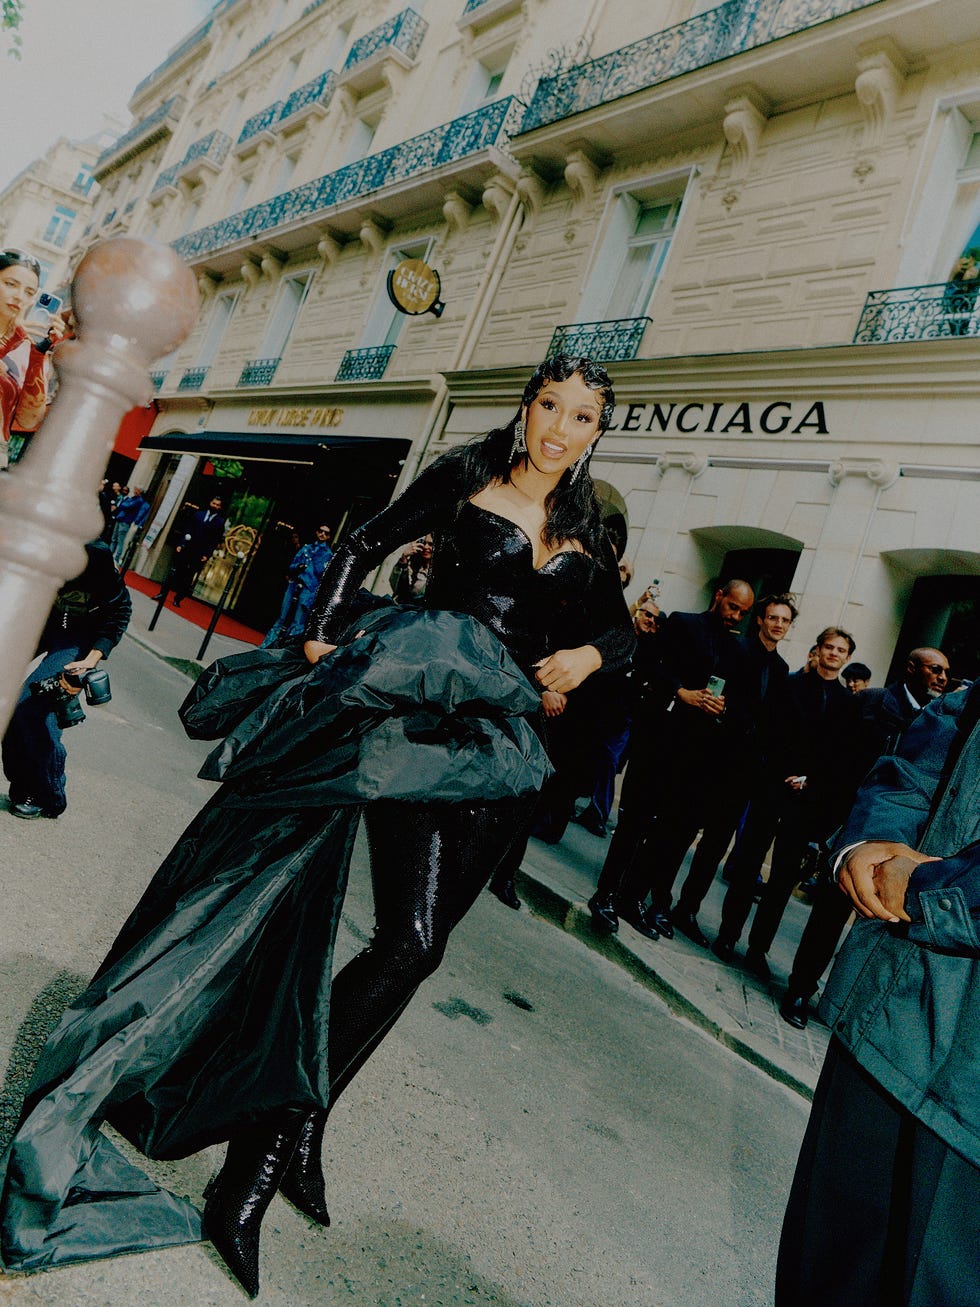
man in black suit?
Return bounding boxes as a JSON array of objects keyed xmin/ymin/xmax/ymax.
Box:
[
  {"xmin": 589, "ymin": 578, "xmax": 754, "ymax": 941},
  {"xmin": 662, "ymin": 593, "xmax": 796, "ymax": 944},
  {"xmin": 778, "ymin": 645, "xmax": 949, "ymax": 1027},
  {"xmin": 713, "ymin": 626, "xmax": 863, "ymax": 980},
  {"xmin": 154, "ymin": 495, "xmax": 227, "ymax": 608}
]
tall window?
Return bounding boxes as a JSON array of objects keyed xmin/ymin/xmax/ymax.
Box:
[
  {"xmin": 604, "ymin": 196, "xmax": 680, "ymax": 318},
  {"xmin": 42, "ymin": 204, "xmax": 77, "ymax": 248},
  {"xmin": 459, "ymin": 58, "xmax": 507, "ymax": 114},
  {"xmin": 344, "ymin": 118, "xmax": 377, "ymax": 164},
  {"xmin": 362, "ymin": 239, "xmax": 434, "ymax": 348},
  {"xmin": 259, "ymin": 272, "xmax": 313, "ymax": 359},
  {"xmin": 196, "ymin": 291, "xmax": 238, "ymax": 367},
  {"xmin": 275, "ymin": 52, "xmax": 302, "ymax": 99},
  {"xmin": 230, "ymin": 174, "xmax": 253, "ymax": 213},
  {"xmin": 72, "ymin": 165, "xmax": 94, "ymax": 196},
  {"xmin": 273, "ymin": 152, "xmax": 300, "ymax": 194}
]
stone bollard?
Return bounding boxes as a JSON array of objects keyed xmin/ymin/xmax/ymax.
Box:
[{"xmin": 0, "ymin": 237, "xmax": 199, "ymax": 734}]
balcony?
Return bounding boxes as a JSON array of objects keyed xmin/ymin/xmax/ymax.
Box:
[
  {"xmin": 133, "ymin": 20, "xmax": 213, "ymax": 100},
  {"xmin": 236, "ymin": 103, "xmax": 284, "ymax": 154},
  {"xmin": 172, "ymin": 95, "xmax": 524, "ymax": 266},
  {"xmin": 521, "ymin": 0, "xmax": 884, "ymax": 135},
  {"xmin": 457, "ymin": 0, "xmax": 522, "ymax": 32},
  {"xmin": 335, "ymin": 345, "xmax": 396, "ymax": 381},
  {"xmin": 278, "ymin": 70, "xmax": 337, "ymax": 131},
  {"xmin": 178, "ymin": 366, "xmax": 210, "ymax": 391},
  {"xmin": 93, "ymin": 95, "xmax": 187, "ymax": 180},
  {"xmin": 547, "ymin": 317, "xmax": 650, "ymax": 361},
  {"xmin": 853, "ymin": 284, "xmax": 980, "ymax": 344},
  {"xmin": 150, "ymin": 369, "xmax": 168, "ymax": 391},
  {"xmin": 178, "ymin": 130, "xmax": 232, "ymax": 183},
  {"xmin": 237, "ymin": 357, "xmax": 282, "ymax": 386},
  {"xmin": 150, "ymin": 164, "xmax": 180, "ymax": 198},
  {"xmin": 340, "ymin": 8, "xmax": 427, "ymax": 92}
]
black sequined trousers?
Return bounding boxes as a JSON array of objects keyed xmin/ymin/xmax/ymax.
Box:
[{"xmin": 325, "ymin": 795, "xmax": 536, "ymax": 1109}]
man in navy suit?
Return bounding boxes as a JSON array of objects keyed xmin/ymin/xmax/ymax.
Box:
[
  {"xmin": 778, "ymin": 645, "xmax": 949, "ymax": 1027},
  {"xmin": 154, "ymin": 495, "xmax": 226, "ymax": 608}
]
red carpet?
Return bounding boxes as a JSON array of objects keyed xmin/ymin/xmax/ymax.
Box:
[{"xmin": 125, "ymin": 571, "xmax": 263, "ymax": 646}]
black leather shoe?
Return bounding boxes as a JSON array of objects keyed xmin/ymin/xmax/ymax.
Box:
[
  {"xmin": 711, "ymin": 937, "xmax": 736, "ymax": 965},
  {"xmin": 172, "ymin": 597, "xmax": 182, "ymax": 607},
  {"xmin": 618, "ymin": 900, "xmax": 661, "ymax": 942},
  {"xmin": 574, "ymin": 806, "xmax": 608, "ymax": 837},
  {"xmin": 744, "ymin": 949, "xmax": 771, "ymax": 983},
  {"xmin": 779, "ymin": 992, "xmax": 810, "ymax": 1030},
  {"xmin": 587, "ymin": 893, "xmax": 618, "ymax": 932},
  {"xmin": 150, "ymin": 592, "xmax": 166, "ymax": 602},
  {"xmin": 489, "ymin": 876, "xmax": 521, "ymax": 910},
  {"xmin": 646, "ymin": 908, "xmax": 674, "ymax": 939},
  {"xmin": 672, "ymin": 910, "xmax": 710, "ymax": 948},
  {"xmin": 10, "ymin": 799, "xmax": 59, "ymax": 820}
]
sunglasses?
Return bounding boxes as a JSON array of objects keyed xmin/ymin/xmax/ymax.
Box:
[{"xmin": 0, "ymin": 249, "xmax": 42, "ymax": 279}]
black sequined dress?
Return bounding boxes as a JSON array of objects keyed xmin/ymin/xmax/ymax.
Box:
[{"xmin": 1, "ymin": 455, "xmax": 633, "ymax": 1273}]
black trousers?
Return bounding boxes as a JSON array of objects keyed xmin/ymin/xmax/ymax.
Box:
[
  {"xmin": 718, "ymin": 786, "xmax": 811, "ymax": 953},
  {"xmin": 787, "ymin": 880, "xmax": 854, "ymax": 1000},
  {"xmin": 778, "ymin": 1039, "xmax": 980, "ymax": 1306}
]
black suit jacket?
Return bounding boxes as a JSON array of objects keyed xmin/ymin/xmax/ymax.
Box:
[
  {"xmin": 651, "ymin": 609, "xmax": 754, "ymax": 759},
  {"xmin": 857, "ymin": 681, "xmax": 921, "ymax": 770},
  {"xmin": 182, "ymin": 509, "xmax": 226, "ymax": 562}
]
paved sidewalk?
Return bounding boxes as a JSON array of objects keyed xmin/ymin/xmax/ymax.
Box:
[{"xmin": 123, "ymin": 583, "xmax": 836, "ymax": 1103}]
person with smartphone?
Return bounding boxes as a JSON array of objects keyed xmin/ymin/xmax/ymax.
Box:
[
  {"xmin": 389, "ymin": 532, "xmax": 433, "ymax": 601},
  {"xmin": 0, "ymin": 249, "xmax": 66, "ymax": 468}
]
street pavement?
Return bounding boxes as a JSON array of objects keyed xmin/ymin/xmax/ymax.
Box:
[
  {"xmin": 123, "ymin": 587, "xmax": 836, "ymax": 1102},
  {"xmin": 0, "ymin": 590, "xmax": 821, "ymax": 1305}
]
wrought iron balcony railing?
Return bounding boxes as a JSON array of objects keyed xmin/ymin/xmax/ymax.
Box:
[
  {"xmin": 522, "ymin": 0, "xmax": 884, "ymax": 133},
  {"xmin": 178, "ymin": 366, "xmax": 210, "ymax": 391},
  {"xmin": 94, "ymin": 95, "xmax": 186, "ymax": 172},
  {"xmin": 548, "ymin": 317, "xmax": 651, "ymax": 361},
  {"xmin": 101, "ymin": 209, "xmax": 117, "ymax": 227},
  {"xmin": 179, "ymin": 130, "xmax": 232, "ymax": 177},
  {"xmin": 853, "ymin": 283, "xmax": 980, "ymax": 344},
  {"xmin": 248, "ymin": 33, "xmax": 273, "ymax": 59},
  {"xmin": 237, "ymin": 103, "xmax": 285, "ymax": 148},
  {"xmin": 151, "ymin": 164, "xmax": 180, "ymax": 195},
  {"xmin": 150, "ymin": 369, "xmax": 168, "ymax": 391},
  {"xmin": 133, "ymin": 20, "xmax": 213, "ymax": 99},
  {"xmin": 237, "ymin": 357, "xmax": 282, "ymax": 386},
  {"xmin": 335, "ymin": 345, "xmax": 396, "ymax": 381},
  {"xmin": 342, "ymin": 8, "xmax": 427, "ymax": 74},
  {"xmin": 279, "ymin": 70, "xmax": 337, "ymax": 127},
  {"xmin": 173, "ymin": 96, "xmax": 523, "ymax": 261}
]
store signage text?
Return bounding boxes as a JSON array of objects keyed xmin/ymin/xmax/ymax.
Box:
[
  {"xmin": 607, "ymin": 400, "xmax": 829, "ymax": 436},
  {"xmin": 247, "ymin": 406, "xmax": 345, "ymax": 429}
]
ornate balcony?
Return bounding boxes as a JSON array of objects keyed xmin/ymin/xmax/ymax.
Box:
[
  {"xmin": 853, "ymin": 283, "xmax": 980, "ymax": 344},
  {"xmin": 150, "ymin": 164, "xmax": 180, "ymax": 197},
  {"xmin": 341, "ymin": 9, "xmax": 427, "ymax": 90},
  {"xmin": 247, "ymin": 33, "xmax": 273, "ymax": 59},
  {"xmin": 457, "ymin": 0, "xmax": 522, "ymax": 30},
  {"xmin": 236, "ymin": 103, "xmax": 284, "ymax": 153},
  {"xmin": 178, "ymin": 366, "xmax": 210, "ymax": 391},
  {"xmin": 178, "ymin": 130, "xmax": 232, "ymax": 182},
  {"xmin": 173, "ymin": 96, "xmax": 524, "ymax": 263},
  {"xmin": 278, "ymin": 70, "xmax": 337, "ymax": 130},
  {"xmin": 547, "ymin": 317, "xmax": 651, "ymax": 361},
  {"xmin": 335, "ymin": 345, "xmax": 396, "ymax": 381},
  {"xmin": 237, "ymin": 357, "xmax": 282, "ymax": 386},
  {"xmin": 521, "ymin": 0, "xmax": 884, "ymax": 133},
  {"xmin": 150, "ymin": 369, "xmax": 168, "ymax": 391},
  {"xmin": 93, "ymin": 95, "xmax": 187, "ymax": 179}
]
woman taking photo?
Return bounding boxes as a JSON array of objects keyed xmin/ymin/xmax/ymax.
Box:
[{"xmin": 1, "ymin": 354, "xmax": 633, "ymax": 1297}]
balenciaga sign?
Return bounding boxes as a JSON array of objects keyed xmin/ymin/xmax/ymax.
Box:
[{"xmin": 606, "ymin": 400, "xmax": 829, "ymax": 436}]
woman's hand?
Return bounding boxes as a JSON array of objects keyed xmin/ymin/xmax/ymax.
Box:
[
  {"xmin": 303, "ymin": 639, "xmax": 337, "ymax": 665},
  {"xmin": 541, "ymin": 690, "xmax": 567, "ymax": 717},
  {"xmin": 533, "ymin": 645, "xmax": 601, "ymax": 694}
]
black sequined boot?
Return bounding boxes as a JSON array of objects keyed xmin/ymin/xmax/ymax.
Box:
[
  {"xmin": 279, "ymin": 1109, "xmax": 330, "ymax": 1226},
  {"xmin": 203, "ymin": 1115, "xmax": 300, "ymax": 1299}
]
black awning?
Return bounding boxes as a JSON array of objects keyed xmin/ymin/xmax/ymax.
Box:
[{"xmin": 139, "ymin": 431, "xmax": 410, "ymax": 465}]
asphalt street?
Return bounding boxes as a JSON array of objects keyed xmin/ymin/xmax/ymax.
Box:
[{"xmin": 0, "ymin": 638, "xmax": 809, "ymax": 1306}]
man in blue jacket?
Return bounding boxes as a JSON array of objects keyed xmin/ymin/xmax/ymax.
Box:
[
  {"xmin": 260, "ymin": 524, "xmax": 333, "ymax": 647},
  {"xmin": 777, "ymin": 679, "xmax": 980, "ymax": 1306}
]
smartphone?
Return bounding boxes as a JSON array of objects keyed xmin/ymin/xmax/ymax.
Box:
[
  {"xmin": 705, "ymin": 675, "xmax": 725, "ymax": 697},
  {"xmin": 35, "ymin": 292, "xmax": 62, "ymax": 317}
]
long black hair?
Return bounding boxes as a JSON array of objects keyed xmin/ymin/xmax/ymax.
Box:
[{"xmin": 438, "ymin": 354, "xmax": 616, "ymax": 552}]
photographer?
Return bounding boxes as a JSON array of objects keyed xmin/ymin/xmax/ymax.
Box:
[
  {"xmin": 2, "ymin": 540, "xmax": 131, "ymax": 819},
  {"xmin": 389, "ymin": 533, "xmax": 433, "ymax": 602}
]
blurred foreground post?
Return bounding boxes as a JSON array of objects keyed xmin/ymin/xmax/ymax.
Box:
[{"xmin": 0, "ymin": 237, "xmax": 199, "ymax": 733}]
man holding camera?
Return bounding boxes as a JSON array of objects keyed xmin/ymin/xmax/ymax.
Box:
[{"xmin": 2, "ymin": 540, "xmax": 131, "ymax": 819}]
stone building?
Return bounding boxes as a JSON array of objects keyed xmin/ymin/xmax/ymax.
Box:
[{"xmin": 82, "ymin": 0, "xmax": 980, "ymax": 676}]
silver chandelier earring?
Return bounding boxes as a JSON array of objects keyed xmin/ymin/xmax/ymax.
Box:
[
  {"xmin": 569, "ymin": 449, "xmax": 590, "ymax": 483},
  {"xmin": 510, "ymin": 418, "xmax": 527, "ymax": 462}
]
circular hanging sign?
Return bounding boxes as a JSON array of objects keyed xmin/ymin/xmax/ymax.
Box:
[{"xmin": 387, "ymin": 258, "xmax": 444, "ymax": 316}]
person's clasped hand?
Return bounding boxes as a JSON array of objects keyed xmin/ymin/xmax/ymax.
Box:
[
  {"xmin": 533, "ymin": 645, "xmax": 601, "ymax": 694},
  {"xmin": 837, "ymin": 841, "xmax": 941, "ymax": 923}
]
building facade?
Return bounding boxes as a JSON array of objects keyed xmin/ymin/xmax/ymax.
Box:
[{"xmin": 77, "ymin": 0, "xmax": 980, "ymax": 676}]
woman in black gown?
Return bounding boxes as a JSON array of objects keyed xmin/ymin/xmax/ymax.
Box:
[{"xmin": 0, "ymin": 355, "xmax": 633, "ymax": 1297}]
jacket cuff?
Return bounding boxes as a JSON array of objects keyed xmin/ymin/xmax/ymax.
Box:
[{"xmin": 907, "ymin": 886, "xmax": 980, "ymax": 954}]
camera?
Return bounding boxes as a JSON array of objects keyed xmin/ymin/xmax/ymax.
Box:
[{"xmin": 30, "ymin": 667, "xmax": 112, "ymax": 730}]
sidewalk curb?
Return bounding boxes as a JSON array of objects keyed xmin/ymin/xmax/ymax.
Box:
[
  {"xmin": 126, "ymin": 628, "xmax": 818, "ymax": 1104},
  {"xmin": 515, "ymin": 869, "xmax": 817, "ymax": 1103}
]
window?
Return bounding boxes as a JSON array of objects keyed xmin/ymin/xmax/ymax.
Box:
[
  {"xmin": 275, "ymin": 52, "xmax": 303, "ymax": 100},
  {"xmin": 324, "ymin": 19, "xmax": 353, "ymax": 72},
  {"xmin": 273, "ymin": 152, "xmax": 300, "ymax": 194},
  {"xmin": 196, "ymin": 291, "xmax": 238, "ymax": 367},
  {"xmin": 259, "ymin": 272, "xmax": 313, "ymax": 358},
  {"xmin": 224, "ymin": 91, "xmax": 247, "ymax": 137},
  {"xmin": 179, "ymin": 197, "xmax": 202, "ymax": 237},
  {"xmin": 35, "ymin": 258, "xmax": 53, "ymax": 288},
  {"xmin": 344, "ymin": 118, "xmax": 377, "ymax": 164},
  {"xmin": 362, "ymin": 239, "xmax": 434, "ymax": 347},
  {"xmin": 579, "ymin": 183, "xmax": 686, "ymax": 323},
  {"xmin": 230, "ymin": 174, "xmax": 253, "ymax": 213},
  {"xmin": 72, "ymin": 165, "xmax": 94, "ymax": 196},
  {"xmin": 42, "ymin": 204, "xmax": 77, "ymax": 247},
  {"xmin": 459, "ymin": 58, "xmax": 507, "ymax": 114}
]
